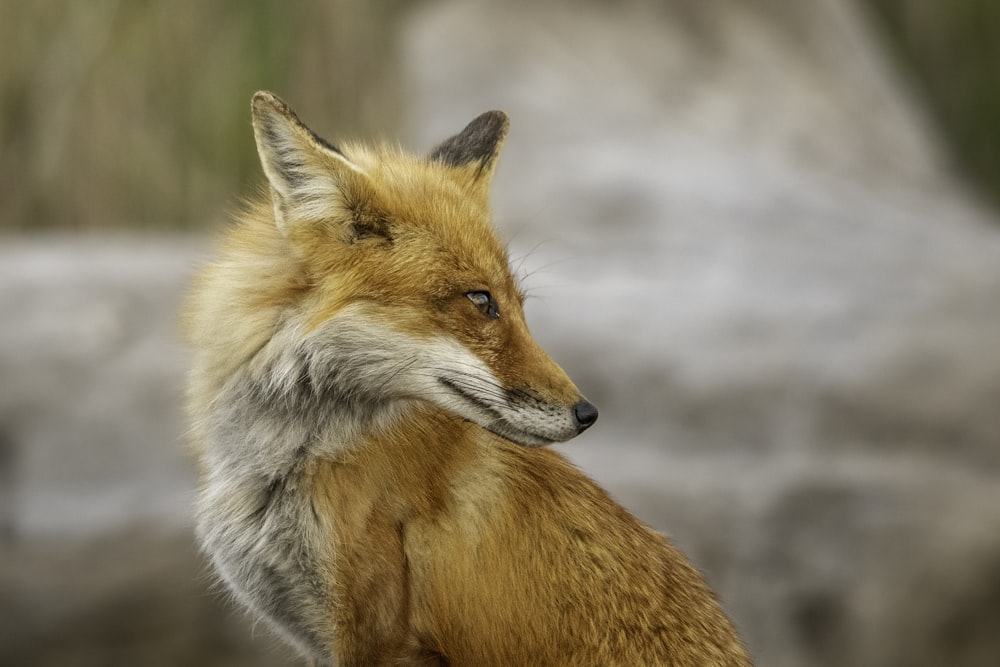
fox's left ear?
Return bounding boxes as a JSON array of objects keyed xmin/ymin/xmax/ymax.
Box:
[
  {"xmin": 429, "ymin": 111, "xmax": 509, "ymax": 192},
  {"xmin": 251, "ymin": 91, "xmax": 367, "ymax": 234}
]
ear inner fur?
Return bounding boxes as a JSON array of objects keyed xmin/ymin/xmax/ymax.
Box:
[{"xmin": 251, "ymin": 91, "xmax": 368, "ymax": 232}]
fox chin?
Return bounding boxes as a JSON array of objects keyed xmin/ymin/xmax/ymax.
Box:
[{"xmin": 183, "ymin": 91, "xmax": 752, "ymax": 666}]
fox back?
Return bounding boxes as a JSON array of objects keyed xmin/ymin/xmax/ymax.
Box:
[{"xmin": 184, "ymin": 92, "xmax": 751, "ymax": 665}]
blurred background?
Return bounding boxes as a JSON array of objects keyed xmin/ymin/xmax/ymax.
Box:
[{"xmin": 2, "ymin": 0, "xmax": 1000, "ymax": 665}]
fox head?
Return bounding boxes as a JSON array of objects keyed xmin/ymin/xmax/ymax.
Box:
[{"xmin": 244, "ymin": 91, "xmax": 596, "ymax": 446}]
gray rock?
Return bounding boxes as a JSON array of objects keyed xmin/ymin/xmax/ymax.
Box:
[
  {"xmin": 402, "ymin": 0, "xmax": 1000, "ymax": 665},
  {"xmin": 0, "ymin": 239, "xmax": 295, "ymax": 666}
]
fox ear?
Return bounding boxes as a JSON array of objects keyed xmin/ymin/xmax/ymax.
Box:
[
  {"xmin": 429, "ymin": 111, "xmax": 509, "ymax": 190},
  {"xmin": 251, "ymin": 91, "xmax": 365, "ymax": 233}
]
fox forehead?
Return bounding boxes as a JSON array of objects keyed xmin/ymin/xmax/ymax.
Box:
[
  {"xmin": 353, "ymin": 144, "xmax": 504, "ymax": 241},
  {"xmin": 308, "ymin": 143, "xmax": 515, "ymax": 291}
]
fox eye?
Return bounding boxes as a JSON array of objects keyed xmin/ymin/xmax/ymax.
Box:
[{"xmin": 466, "ymin": 291, "xmax": 500, "ymax": 319}]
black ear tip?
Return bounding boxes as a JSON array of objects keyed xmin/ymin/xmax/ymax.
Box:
[
  {"xmin": 429, "ymin": 110, "xmax": 510, "ymax": 169},
  {"xmin": 466, "ymin": 110, "xmax": 509, "ymax": 143},
  {"xmin": 476, "ymin": 109, "xmax": 509, "ymax": 129}
]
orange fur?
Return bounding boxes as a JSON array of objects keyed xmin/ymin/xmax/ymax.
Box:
[{"xmin": 313, "ymin": 408, "xmax": 750, "ymax": 665}]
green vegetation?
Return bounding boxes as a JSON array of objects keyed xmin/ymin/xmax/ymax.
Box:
[
  {"xmin": 2, "ymin": 1, "xmax": 999, "ymax": 230},
  {"xmin": 870, "ymin": 0, "xmax": 1000, "ymax": 206},
  {"xmin": 0, "ymin": 0, "xmax": 404, "ymax": 230}
]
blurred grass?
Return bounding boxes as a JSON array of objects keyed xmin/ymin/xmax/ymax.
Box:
[
  {"xmin": 870, "ymin": 0, "xmax": 1000, "ymax": 206},
  {"xmin": 0, "ymin": 0, "xmax": 405, "ymax": 231},
  {"xmin": 2, "ymin": 1, "xmax": 999, "ymax": 230}
]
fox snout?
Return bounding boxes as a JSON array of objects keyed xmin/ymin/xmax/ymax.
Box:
[
  {"xmin": 427, "ymin": 351, "xmax": 597, "ymax": 447},
  {"xmin": 442, "ymin": 323, "xmax": 597, "ymax": 447},
  {"xmin": 494, "ymin": 390, "xmax": 598, "ymax": 446},
  {"xmin": 484, "ymin": 393, "xmax": 596, "ymax": 447}
]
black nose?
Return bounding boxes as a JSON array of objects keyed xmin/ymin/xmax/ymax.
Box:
[{"xmin": 572, "ymin": 400, "xmax": 599, "ymax": 430}]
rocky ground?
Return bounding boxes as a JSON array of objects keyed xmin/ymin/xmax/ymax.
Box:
[{"xmin": 3, "ymin": 1, "xmax": 1000, "ymax": 665}]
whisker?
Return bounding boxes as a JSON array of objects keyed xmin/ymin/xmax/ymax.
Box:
[
  {"xmin": 510, "ymin": 238, "xmax": 555, "ymax": 280},
  {"xmin": 426, "ymin": 374, "xmax": 511, "ymax": 403},
  {"xmin": 376, "ymin": 356, "xmax": 422, "ymax": 393}
]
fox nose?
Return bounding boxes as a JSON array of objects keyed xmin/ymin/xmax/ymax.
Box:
[{"xmin": 572, "ymin": 400, "xmax": 599, "ymax": 431}]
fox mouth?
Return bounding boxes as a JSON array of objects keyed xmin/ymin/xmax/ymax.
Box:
[
  {"xmin": 437, "ymin": 377, "xmax": 557, "ymax": 447},
  {"xmin": 483, "ymin": 420, "xmax": 554, "ymax": 448}
]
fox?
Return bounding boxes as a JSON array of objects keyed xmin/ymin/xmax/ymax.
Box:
[{"xmin": 184, "ymin": 91, "xmax": 752, "ymax": 666}]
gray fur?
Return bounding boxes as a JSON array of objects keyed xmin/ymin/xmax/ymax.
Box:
[
  {"xmin": 197, "ymin": 369, "xmax": 338, "ymax": 660},
  {"xmin": 196, "ymin": 314, "xmax": 411, "ymax": 662}
]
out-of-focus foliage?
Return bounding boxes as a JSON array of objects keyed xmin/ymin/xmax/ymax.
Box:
[
  {"xmin": 3, "ymin": 1, "xmax": 1000, "ymax": 230},
  {"xmin": 870, "ymin": 0, "xmax": 1000, "ymax": 205},
  {"xmin": 0, "ymin": 0, "xmax": 404, "ymax": 231}
]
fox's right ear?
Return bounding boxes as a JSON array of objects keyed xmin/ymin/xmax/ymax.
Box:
[
  {"xmin": 251, "ymin": 91, "xmax": 366, "ymax": 233},
  {"xmin": 429, "ymin": 110, "xmax": 509, "ymax": 194}
]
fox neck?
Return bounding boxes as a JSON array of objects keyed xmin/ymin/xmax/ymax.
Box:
[
  {"xmin": 195, "ymin": 317, "xmax": 424, "ymax": 661},
  {"xmin": 201, "ymin": 325, "xmax": 409, "ymax": 481}
]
